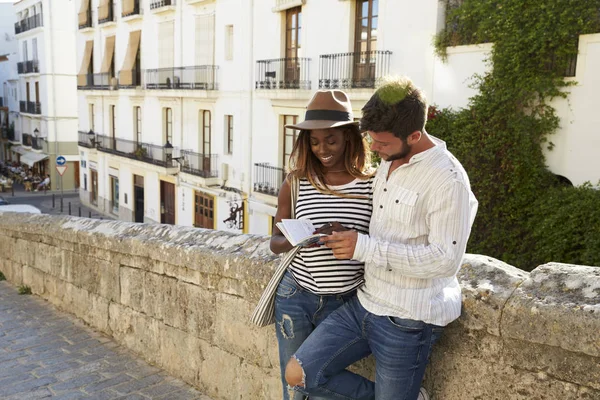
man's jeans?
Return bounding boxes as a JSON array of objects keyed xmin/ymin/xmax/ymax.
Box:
[
  {"xmin": 292, "ymin": 296, "xmax": 444, "ymax": 400},
  {"xmin": 275, "ymin": 271, "xmax": 356, "ymax": 400}
]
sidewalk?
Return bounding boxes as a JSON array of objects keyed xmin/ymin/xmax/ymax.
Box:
[{"xmin": 0, "ymin": 282, "xmax": 212, "ymax": 400}]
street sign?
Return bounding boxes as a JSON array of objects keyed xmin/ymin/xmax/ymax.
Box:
[
  {"xmin": 56, "ymin": 165, "xmax": 67, "ymax": 176},
  {"xmin": 56, "ymin": 156, "xmax": 66, "ymax": 166}
]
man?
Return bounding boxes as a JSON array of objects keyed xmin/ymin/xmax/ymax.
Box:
[
  {"xmin": 35, "ymin": 175, "xmax": 50, "ymax": 192},
  {"xmin": 284, "ymin": 76, "xmax": 478, "ymax": 400}
]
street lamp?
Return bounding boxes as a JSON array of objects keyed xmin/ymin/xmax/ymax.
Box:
[
  {"xmin": 87, "ymin": 129, "xmax": 100, "ymax": 147},
  {"xmin": 33, "ymin": 128, "xmax": 39, "ymax": 136},
  {"xmin": 164, "ymin": 141, "xmax": 183, "ymax": 166}
]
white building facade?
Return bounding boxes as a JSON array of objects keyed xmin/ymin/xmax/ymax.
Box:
[
  {"xmin": 78, "ymin": 0, "xmax": 600, "ymax": 233},
  {"xmin": 9, "ymin": 0, "xmax": 79, "ymax": 189},
  {"xmin": 0, "ymin": 2, "xmax": 19, "ymax": 162}
]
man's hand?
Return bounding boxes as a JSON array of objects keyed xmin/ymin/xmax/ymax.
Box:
[{"xmin": 322, "ymin": 230, "xmax": 358, "ymax": 259}]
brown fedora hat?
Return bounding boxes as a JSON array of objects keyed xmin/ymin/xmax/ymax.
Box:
[{"xmin": 286, "ymin": 90, "xmax": 359, "ymax": 130}]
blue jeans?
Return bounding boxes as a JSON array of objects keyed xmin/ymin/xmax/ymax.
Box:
[
  {"xmin": 275, "ymin": 270, "xmax": 357, "ymax": 400},
  {"xmin": 292, "ymin": 296, "xmax": 444, "ymax": 400}
]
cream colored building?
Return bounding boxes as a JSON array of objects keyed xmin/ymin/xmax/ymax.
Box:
[{"xmin": 10, "ymin": 0, "xmax": 79, "ymax": 190}]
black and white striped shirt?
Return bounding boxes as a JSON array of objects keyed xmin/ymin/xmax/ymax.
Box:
[{"xmin": 289, "ymin": 177, "xmax": 373, "ymax": 294}]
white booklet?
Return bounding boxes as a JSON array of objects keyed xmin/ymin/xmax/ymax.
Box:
[{"xmin": 276, "ymin": 219, "xmax": 326, "ymax": 247}]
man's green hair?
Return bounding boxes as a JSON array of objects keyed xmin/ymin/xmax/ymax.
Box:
[{"xmin": 373, "ymin": 76, "xmax": 414, "ymax": 106}]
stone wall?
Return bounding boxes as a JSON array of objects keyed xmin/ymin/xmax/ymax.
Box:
[{"xmin": 0, "ymin": 213, "xmax": 598, "ymax": 400}]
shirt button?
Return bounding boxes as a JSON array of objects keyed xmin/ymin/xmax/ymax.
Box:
[
  {"xmin": 383, "ymin": 188, "xmax": 387, "ymax": 192},
  {"xmin": 395, "ymin": 200, "xmax": 399, "ymax": 204},
  {"xmin": 387, "ymin": 268, "xmax": 392, "ymax": 271},
  {"xmin": 379, "ymin": 205, "xmax": 383, "ymax": 209}
]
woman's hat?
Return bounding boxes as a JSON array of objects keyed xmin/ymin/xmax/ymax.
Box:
[{"xmin": 285, "ymin": 90, "xmax": 359, "ymax": 130}]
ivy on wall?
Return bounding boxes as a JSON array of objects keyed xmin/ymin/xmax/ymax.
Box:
[{"xmin": 428, "ymin": 0, "xmax": 600, "ymax": 270}]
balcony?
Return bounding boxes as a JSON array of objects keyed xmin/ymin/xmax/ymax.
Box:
[
  {"xmin": 0, "ymin": 97, "xmax": 3, "ymax": 107},
  {"xmin": 95, "ymin": 134, "xmax": 171, "ymax": 167},
  {"xmin": 17, "ymin": 60, "xmax": 39, "ymax": 74},
  {"xmin": 122, "ymin": 0, "xmax": 141, "ymax": 17},
  {"xmin": 79, "ymin": 8, "xmax": 93, "ymax": 29},
  {"xmin": 150, "ymin": 0, "xmax": 175, "ymax": 10},
  {"xmin": 78, "ymin": 73, "xmax": 118, "ymax": 90},
  {"xmin": 118, "ymin": 69, "xmax": 143, "ymax": 89},
  {"xmin": 22, "ymin": 133, "xmax": 32, "ymax": 148},
  {"xmin": 20, "ymin": 101, "xmax": 42, "ymax": 115},
  {"xmin": 78, "ymin": 130, "xmax": 94, "ymax": 148},
  {"xmin": 179, "ymin": 150, "xmax": 219, "ymax": 178},
  {"xmin": 31, "ymin": 136, "xmax": 43, "ymax": 151},
  {"xmin": 256, "ymin": 58, "xmax": 311, "ymax": 90},
  {"xmin": 319, "ymin": 51, "xmax": 392, "ymax": 89},
  {"xmin": 98, "ymin": 1, "xmax": 115, "ymax": 25},
  {"xmin": 14, "ymin": 14, "xmax": 43, "ymax": 35},
  {"xmin": 7, "ymin": 128, "xmax": 15, "ymax": 142},
  {"xmin": 253, "ymin": 163, "xmax": 285, "ymax": 196},
  {"xmin": 145, "ymin": 66, "xmax": 219, "ymax": 90}
]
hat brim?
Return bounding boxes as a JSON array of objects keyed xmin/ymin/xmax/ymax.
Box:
[{"xmin": 285, "ymin": 120, "xmax": 359, "ymax": 130}]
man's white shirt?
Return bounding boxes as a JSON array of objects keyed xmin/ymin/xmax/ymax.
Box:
[{"xmin": 353, "ymin": 136, "xmax": 478, "ymax": 326}]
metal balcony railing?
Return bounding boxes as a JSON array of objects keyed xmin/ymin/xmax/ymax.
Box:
[
  {"xmin": 15, "ymin": 14, "xmax": 43, "ymax": 34},
  {"xmin": 79, "ymin": 7, "xmax": 93, "ymax": 29},
  {"xmin": 179, "ymin": 151, "xmax": 219, "ymax": 178},
  {"xmin": 19, "ymin": 101, "xmax": 26, "ymax": 113},
  {"xmin": 95, "ymin": 134, "xmax": 171, "ymax": 167},
  {"xmin": 256, "ymin": 58, "xmax": 311, "ymax": 90},
  {"xmin": 22, "ymin": 133, "xmax": 32, "ymax": 147},
  {"xmin": 118, "ymin": 68, "xmax": 143, "ymax": 89},
  {"xmin": 78, "ymin": 73, "xmax": 118, "ymax": 90},
  {"xmin": 150, "ymin": 0, "xmax": 174, "ymax": 10},
  {"xmin": 32, "ymin": 136, "xmax": 43, "ymax": 151},
  {"xmin": 78, "ymin": 130, "xmax": 94, "ymax": 148},
  {"xmin": 0, "ymin": 97, "xmax": 3, "ymax": 107},
  {"xmin": 319, "ymin": 50, "xmax": 392, "ymax": 89},
  {"xmin": 17, "ymin": 60, "xmax": 39, "ymax": 74},
  {"xmin": 98, "ymin": 1, "xmax": 115, "ymax": 24},
  {"xmin": 145, "ymin": 66, "xmax": 219, "ymax": 90},
  {"xmin": 253, "ymin": 163, "xmax": 286, "ymax": 196},
  {"xmin": 7, "ymin": 129, "xmax": 15, "ymax": 142},
  {"xmin": 27, "ymin": 101, "xmax": 42, "ymax": 115},
  {"xmin": 122, "ymin": 0, "xmax": 141, "ymax": 17}
]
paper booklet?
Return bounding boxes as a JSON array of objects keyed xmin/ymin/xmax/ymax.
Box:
[{"xmin": 276, "ymin": 219, "xmax": 326, "ymax": 247}]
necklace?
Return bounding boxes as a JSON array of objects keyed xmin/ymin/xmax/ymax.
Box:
[{"xmin": 324, "ymin": 169, "xmax": 346, "ymax": 173}]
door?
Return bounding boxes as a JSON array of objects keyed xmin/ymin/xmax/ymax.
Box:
[
  {"xmin": 353, "ymin": 0, "xmax": 378, "ymax": 87},
  {"xmin": 285, "ymin": 7, "xmax": 301, "ymax": 86},
  {"xmin": 90, "ymin": 169, "xmax": 98, "ymax": 205},
  {"xmin": 194, "ymin": 191, "xmax": 214, "ymax": 229},
  {"xmin": 26, "ymin": 82, "xmax": 30, "ymax": 102},
  {"xmin": 160, "ymin": 180, "xmax": 175, "ymax": 225},
  {"xmin": 200, "ymin": 110, "xmax": 211, "ymax": 173},
  {"xmin": 73, "ymin": 162, "xmax": 80, "ymax": 189},
  {"xmin": 134, "ymin": 174, "xmax": 144, "ymax": 223}
]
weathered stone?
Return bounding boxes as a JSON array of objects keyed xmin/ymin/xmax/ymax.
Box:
[{"xmin": 502, "ymin": 263, "xmax": 600, "ymax": 357}]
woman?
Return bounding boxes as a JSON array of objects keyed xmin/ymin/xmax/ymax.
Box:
[{"xmin": 270, "ymin": 90, "xmax": 373, "ymax": 400}]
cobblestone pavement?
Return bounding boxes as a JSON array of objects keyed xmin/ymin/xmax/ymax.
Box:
[{"xmin": 0, "ymin": 282, "xmax": 212, "ymax": 400}]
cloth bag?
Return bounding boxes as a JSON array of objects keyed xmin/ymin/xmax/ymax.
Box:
[{"xmin": 251, "ymin": 176, "xmax": 300, "ymax": 327}]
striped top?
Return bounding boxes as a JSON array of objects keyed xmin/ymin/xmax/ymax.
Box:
[
  {"xmin": 289, "ymin": 177, "xmax": 373, "ymax": 295},
  {"xmin": 353, "ymin": 136, "xmax": 478, "ymax": 326}
]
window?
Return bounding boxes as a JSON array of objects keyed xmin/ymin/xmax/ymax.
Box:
[
  {"xmin": 164, "ymin": 107, "xmax": 173, "ymax": 144},
  {"xmin": 282, "ymin": 115, "xmax": 298, "ymax": 169},
  {"xmin": 194, "ymin": 191, "xmax": 214, "ymax": 229},
  {"xmin": 285, "ymin": 7, "xmax": 302, "ymax": 83},
  {"xmin": 225, "ymin": 115, "xmax": 233, "ymax": 154},
  {"xmin": 200, "ymin": 110, "xmax": 211, "ymax": 155},
  {"xmin": 89, "ymin": 103, "xmax": 95, "ymax": 131},
  {"xmin": 90, "ymin": 169, "xmax": 98, "ymax": 205},
  {"xmin": 134, "ymin": 106, "xmax": 142, "ymax": 143},
  {"xmin": 110, "ymin": 176, "xmax": 119, "ymax": 213},
  {"xmin": 225, "ymin": 25, "xmax": 234, "ymax": 61},
  {"xmin": 353, "ymin": 0, "xmax": 379, "ymax": 84},
  {"xmin": 23, "ymin": 41, "xmax": 28, "ymax": 61},
  {"xmin": 83, "ymin": 173, "xmax": 87, "ymax": 191},
  {"xmin": 110, "ymin": 105, "xmax": 116, "ymax": 138},
  {"xmin": 32, "ymin": 38, "xmax": 38, "ymax": 61}
]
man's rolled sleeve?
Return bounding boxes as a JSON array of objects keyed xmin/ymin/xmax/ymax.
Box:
[{"xmin": 352, "ymin": 232, "xmax": 376, "ymax": 262}]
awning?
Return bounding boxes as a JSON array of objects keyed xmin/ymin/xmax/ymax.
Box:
[
  {"xmin": 11, "ymin": 146, "xmax": 28, "ymax": 155},
  {"xmin": 78, "ymin": 41, "xmax": 94, "ymax": 86},
  {"xmin": 78, "ymin": 0, "xmax": 90, "ymax": 26},
  {"xmin": 100, "ymin": 36, "xmax": 116, "ymax": 73},
  {"xmin": 21, "ymin": 152, "xmax": 48, "ymax": 167},
  {"xmin": 98, "ymin": 0, "xmax": 110, "ymax": 21},
  {"xmin": 119, "ymin": 31, "xmax": 141, "ymax": 86},
  {"xmin": 122, "ymin": 0, "xmax": 135, "ymax": 16}
]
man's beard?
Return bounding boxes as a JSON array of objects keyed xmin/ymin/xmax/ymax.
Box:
[{"xmin": 380, "ymin": 141, "xmax": 411, "ymax": 162}]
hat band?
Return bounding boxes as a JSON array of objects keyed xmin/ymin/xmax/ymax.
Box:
[{"xmin": 305, "ymin": 109, "xmax": 352, "ymax": 122}]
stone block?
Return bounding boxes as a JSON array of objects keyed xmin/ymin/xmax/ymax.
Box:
[
  {"xmin": 213, "ymin": 293, "xmax": 273, "ymax": 368},
  {"xmin": 197, "ymin": 341, "xmax": 243, "ymax": 400},
  {"xmin": 458, "ymin": 254, "xmax": 528, "ymax": 335},
  {"xmin": 502, "ymin": 263, "xmax": 600, "ymax": 357},
  {"xmin": 22, "ymin": 265, "xmax": 46, "ymax": 294},
  {"xmin": 238, "ymin": 362, "xmax": 282, "ymax": 400},
  {"xmin": 119, "ymin": 266, "xmax": 145, "ymax": 312},
  {"xmin": 176, "ymin": 281, "xmax": 215, "ymax": 339},
  {"xmin": 108, "ymin": 302, "xmax": 160, "ymax": 364},
  {"xmin": 157, "ymin": 324, "xmax": 203, "ymax": 385}
]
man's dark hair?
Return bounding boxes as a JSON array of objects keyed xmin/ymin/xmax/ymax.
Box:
[{"xmin": 361, "ymin": 76, "xmax": 428, "ymax": 140}]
